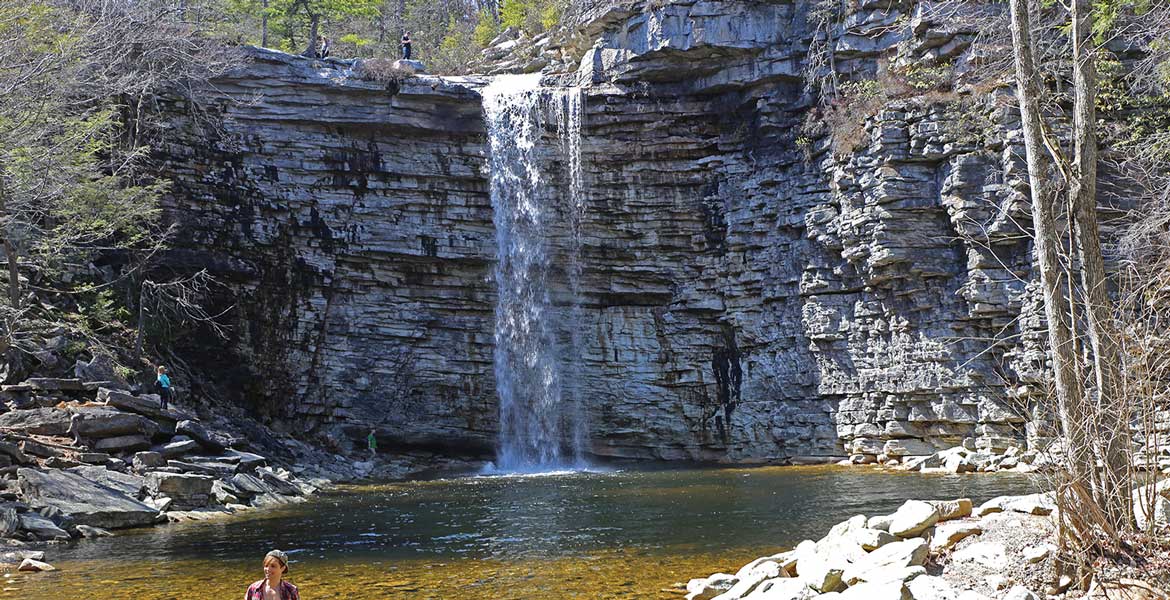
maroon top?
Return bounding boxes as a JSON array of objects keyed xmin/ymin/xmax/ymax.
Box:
[{"xmin": 245, "ymin": 579, "xmax": 300, "ymax": 600}]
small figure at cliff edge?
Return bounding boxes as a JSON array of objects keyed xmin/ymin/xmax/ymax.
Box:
[
  {"xmin": 155, "ymin": 365, "xmax": 174, "ymax": 411},
  {"xmin": 401, "ymin": 32, "xmax": 412, "ymax": 60}
]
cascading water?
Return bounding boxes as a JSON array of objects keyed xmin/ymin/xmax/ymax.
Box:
[{"xmin": 483, "ymin": 74, "xmax": 588, "ymax": 472}]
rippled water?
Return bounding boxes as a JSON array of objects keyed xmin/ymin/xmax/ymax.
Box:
[{"xmin": 5, "ymin": 466, "xmax": 1038, "ymax": 599}]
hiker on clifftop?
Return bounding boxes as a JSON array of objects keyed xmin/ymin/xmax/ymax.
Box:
[
  {"xmin": 401, "ymin": 32, "xmax": 412, "ymax": 60},
  {"xmin": 245, "ymin": 549, "xmax": 299, "ymax": 600},
  {"xmin": 317, "ymin": 35, "xmax": 332, "ymax": 59},
  {"xmin": 155, "ymin": 365, "xmax": 174, "ymax": 410}
]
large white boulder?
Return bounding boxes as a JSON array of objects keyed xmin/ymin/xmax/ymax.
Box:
[
  {"xmin": 888, "ymin": 500, "xmax": 940, "ymax": 538},
  {"xmin": 929, "ymin": 521, "xmax": 983, "ymax": 553},
  {"xmin": 687, "ymin": 573, "xmax": 737, "ymax": 600},
  {"xmin": 842, "ymin": 538, "xmax": 928, "ymax": 586}
]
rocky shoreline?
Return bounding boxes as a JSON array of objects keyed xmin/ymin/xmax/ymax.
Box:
[
  {"xmin": 683, "ymin": 489, "xmax": 1170, "ymax": 600},
  {"xmin": 0, "ymin": 375, "xmax": 350, "ymax": 573}
]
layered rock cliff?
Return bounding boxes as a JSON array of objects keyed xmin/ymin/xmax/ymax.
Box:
[{"xmin": 155, "ymin": 0, "xmax": 1077, "ymax": 463}]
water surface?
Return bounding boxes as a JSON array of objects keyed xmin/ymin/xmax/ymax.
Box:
[{"xmin": 5, "ymin": 466, "xmax": 1037, "ymax": 599}]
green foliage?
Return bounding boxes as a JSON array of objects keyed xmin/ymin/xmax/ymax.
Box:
[
  {"xmin": 78, "ymin": 289, "xmax": 132, "ymax": 333},
  {"xmin": 474, "ymin": 9, "xmax": 501, "ymax": 48},
  {"xmin": 501, "ymin": 0, "xmax": 530, "ymax": 30},
  {"xmin": 500, "ymin": 0, "xmax": 566, "ymax": 35}
]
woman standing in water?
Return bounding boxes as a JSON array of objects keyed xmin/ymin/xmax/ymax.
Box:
[{"xmin": 245, "ymin": 550, "xmax": 299, "ymax": 600}]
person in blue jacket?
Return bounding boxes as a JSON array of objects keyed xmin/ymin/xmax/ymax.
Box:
[{"xmin": 156, "ymin": 365, "xmax": 174, "ymax": 410}]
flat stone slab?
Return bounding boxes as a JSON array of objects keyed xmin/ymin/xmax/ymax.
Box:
[
  {"xmin": 24, "ymin": 378, "xmax": 84, "ymax": 391},
  {"xmin": 0, "ymin": 408, "xmax": 70, "ymax": 436},
  {"xmin": 98, "ymin": 388, "xmax": 194, "ymax": 422},
  {"xmin": 67, "ymin": 465, "xmax": 146, "ymax": 498},
  {"xmin": 76, "ymin": 406, "xmax": 159, "ymax": 439},
  {"xmin": 94, "ymin": 434, "xmax": 152, "ymax": 453},
  {"xmin": 18, "ymin": 468, "xmax": 157, "ymax": 529}
]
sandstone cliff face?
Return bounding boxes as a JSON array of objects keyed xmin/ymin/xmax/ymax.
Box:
[{"xmin": 158, "ymin": 1, "xmax": 1060, "ymax": 462}]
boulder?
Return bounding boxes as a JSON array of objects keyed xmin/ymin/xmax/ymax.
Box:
[
  {"xmin": 258, "ymin": 468, "xmax": 301, "ymax": 496},
  {"xmin": 17, "ymin": 513, "xmax": 70, "ymax": 540},
  {"xmin": 223, "ymin": 448, "xmax": 266, "ymax": 471},
  {"xmin": 158, "ymin": 438, "xmax": 199, "ymax": 458},
  {"xmin": 713, "ymin": 558, "xmax": 786, "ymax": 599},
  {"xmin": 687, "ymin": 573, "xmax": 737, "ymax": 600},
  {"xmin": 67, "ymin": 465, "xmax": 146, "ymax": 498},
  {"xmin": 853, "ymin": 528, "xmax": 897, "ymax": 551},
  {"xmin": 168, "ymin": 460, "xmax": 230, "ymax": 476},
  {"xmin": 17, "ymin": 468, "xmax": 157, "ymax": 529},
  {"xmin": 176, "ymin": 420, "xmax": 232, "ymax": 452},
  {"xmin": 888, "ymin": 500, "xmax": 939, "ymax": 538},
  {"xmin": 1003, "ymin": 586, "xmax": 1040, "ymax": 600},
  {"xmin": 907, "ymin": 575, "xmax": 958, "ymax": 600},
  {"xmin": 228, "ymin": 473, "xmax": 269, "ymax": 496},
  {"xmin": 976, "ymin": 493, "xmax": 1055, "ymax": 517},
  {"xmin": 94, "ymin": 434, "xmax": 152, "ymax": 453},
  {"xmin": 838, "ymin": 580, "xmax": 909, "ymax": 600},
  {"xmin": 743, "ymin": 578, "xmax": 816, "ymax": 600},
  {"xmin": 0, "ymin": 440, "xmax": 31, "ymax": 465},
  {"xmin": 0, "ymin": 550, "xmax": 44, "ymax": 563},
  {"xmin": 926, "ymin": 499, "xmax": 971, "ymax": 522},
  {"xmin": 77, "ymin": 452, "xmax": 112, "ymax": 465},
  {"xmin": 1135, "ymin": 496, "xmax": 1170, "ymax": 530},
  {"xmin": 98, "ymin": 388, "xmax": 191, "ymax": 422},
  {"xmin": 211, "ymin": 480, "xmax": 241, "ymax": 505},
  {"xmin": 77, "ymin": 407, "xmax": 159, "ymax": 439},
  {"xmin": 842, "ymin": 539, "xmax": 928, "ymax": 586},
  {"xmin": 392, "ymin": 59, "xmax": 427, "ymax": 74},
  {"xmin": 1022, "ymin": 545, "xmax": 1051, "ymax": 564},
  {"xmin": 868, "ymin": 514, "xmax": 894, "ymax": 531},
  {"xmin": 133, "ymin": 451, "xmax": 167, "ymax": 470},
  {"xmin": 18, "ymin": 557, "xmax": 56, "ymax": 572},
  {"xmin": 0, "ymin": 506, "xmax": 18, "ymax": 536},
  {"xmin": 951, "ymin": 541, "xmax": 1008, "ymax": 569},
  {"xmin": 145, "ymin": 472, "xmax": 215, "ymax": 509},
  {"xmin": 796, "ymin": 550, "xmax": 847, "ymax": 592},
  {"xmin": 0, "ymin": 407, "xmax": 70, "ymax": 435},
  {"xmin": 24, "ymin": 378, "xmax": 84, "ymax": 391},
  {"xmin": 75, "ymin": 524, "xmax": 113, "ymax": 537},
  {"xmin": 44, "ymin": 456, "xmax": 83, "ymax": 469},
  {"xmin": 929, "ymin": 522, "xmax": 983, "ymax": 553},
  {"xmin": 882, "ymin": 439, "xmax": 936, "ymax": 457}
]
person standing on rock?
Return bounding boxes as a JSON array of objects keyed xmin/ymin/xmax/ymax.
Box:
[
  {"xmin": 155, "ymin": 365, "xmax": 174, "ymax": 410},
  {"xmin": 401, "ymin": 32, "xmax": 412, "ymax": 60},
  {"xmin": 245, "ymin": 549, "xmax": 299, "ymax": 600},
  {"xmin": 367, "ymin": 429, "xmax": 377, "ymax": 458}
]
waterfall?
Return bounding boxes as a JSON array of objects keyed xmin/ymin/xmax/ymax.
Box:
[{"xmin": 483, "ymin": 74, "xmax": 588, "ymax": 472}]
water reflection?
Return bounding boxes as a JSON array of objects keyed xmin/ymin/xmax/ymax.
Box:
[{"xmin": 9, "ymin": 466, "xmax": 1039, "ymax": 599}]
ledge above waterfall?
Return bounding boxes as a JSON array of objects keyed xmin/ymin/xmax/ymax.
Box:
[{"xmin": 210, "ymin": 47, "xmax": 489, "ymax": 135}]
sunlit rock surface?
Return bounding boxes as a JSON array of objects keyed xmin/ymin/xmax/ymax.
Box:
[{"xmin": 154, "ymin": 1, "xmax": 1076, "ymax": 462}]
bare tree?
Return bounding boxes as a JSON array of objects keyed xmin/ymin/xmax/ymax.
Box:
[{"xmin": 135, "ymin": 270, "xmax": 233, "ymax": 362}]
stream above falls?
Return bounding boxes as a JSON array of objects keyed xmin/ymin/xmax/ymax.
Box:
[{"xmin": 7, "ymin": 466, "xmax": 1038, "ymax": 599}]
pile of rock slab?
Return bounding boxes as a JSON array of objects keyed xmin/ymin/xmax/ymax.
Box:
[
  {"xmin": 841, "ymin": 438, "xmax": 1046, "ymax": 475},
  {"xmin": 684, "ymin": 493, "xmax": 1092, "ymax": 600},
  {"xmin": 0, "ymin": 378, "xmax": 321, "ymax": 552}
]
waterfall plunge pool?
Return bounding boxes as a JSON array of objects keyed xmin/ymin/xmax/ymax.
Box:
[{"xmin": 8, "ymin": 466, "xmax": 1038, "ymax": 599}]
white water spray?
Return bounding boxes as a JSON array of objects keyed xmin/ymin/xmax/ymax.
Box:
[{"xmin": 482, "ymin": 75, "xmax": 589, "ymax": 472}]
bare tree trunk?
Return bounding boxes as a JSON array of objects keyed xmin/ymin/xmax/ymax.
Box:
[
  {"xmin": 304, "ymin": 13, "xmax": 320, "ymax": 56},
  {"xmin": 1009, "ymin": 0, "xmax": 1095, "ymax": 491},
  {"xmin": 1069, "ymin": 0, "xmax": 1132, "ymax": 529},
  {"xmin": 262, "ymin": 0, "xmax": 269, "ymax": 47},
  {"xmin": 398, "ymin": 0, "xmax": 406, "ymax": 32},
  {"xmin": 0, "ymin": 176, "xmax": 19, "ymax": 311}
]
